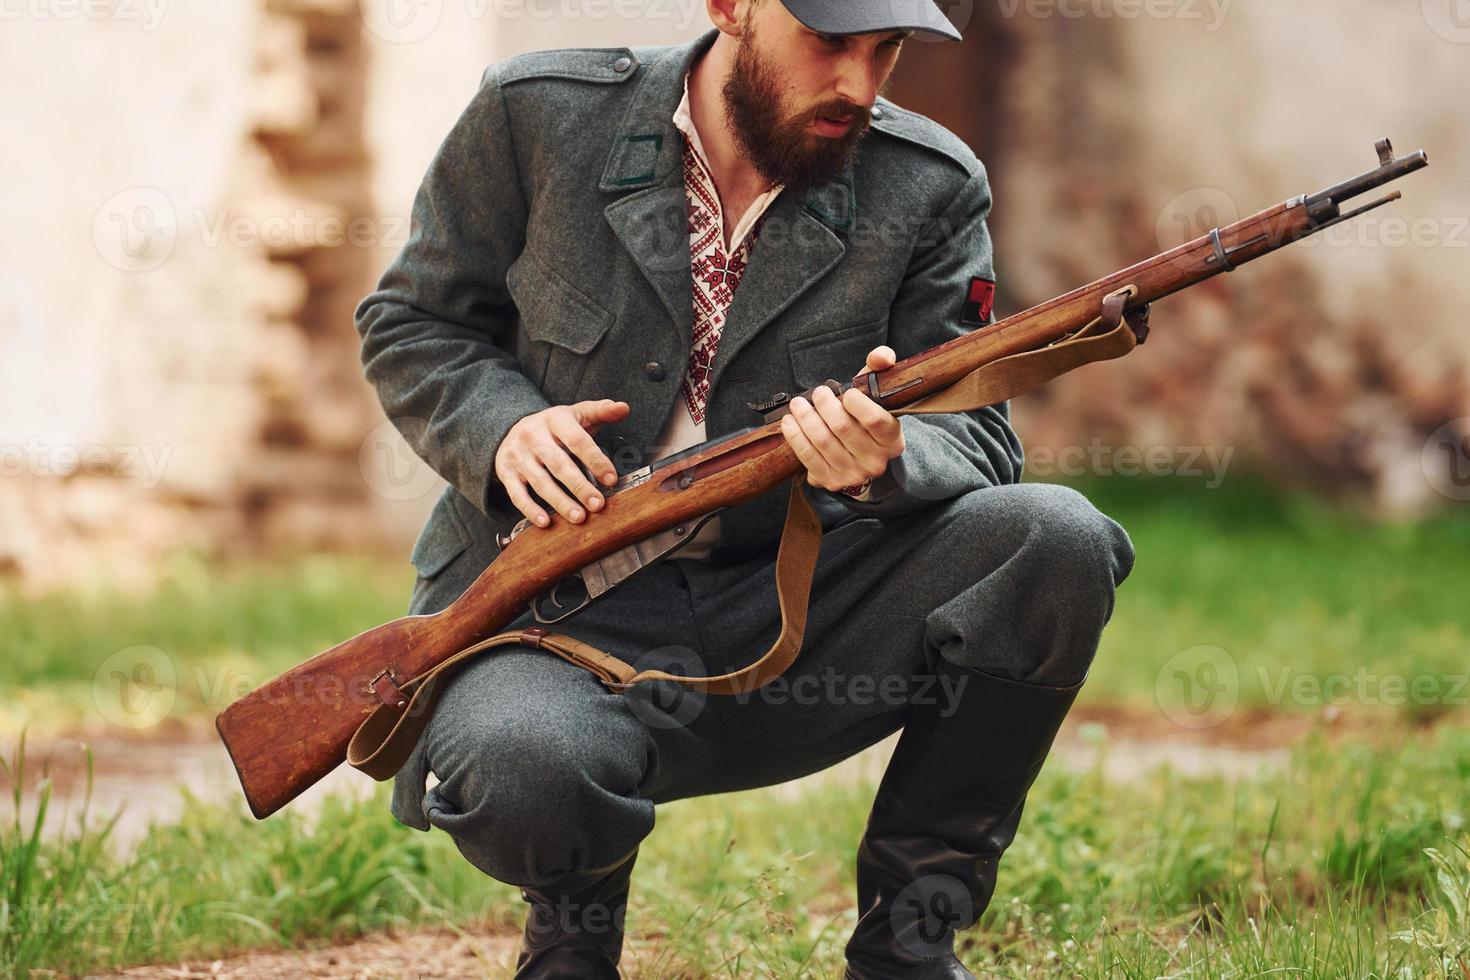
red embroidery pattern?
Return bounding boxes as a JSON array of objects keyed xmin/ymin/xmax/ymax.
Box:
[{"xmin": 680, "ymin": 133, "xmax": 763, "ymax": 425}]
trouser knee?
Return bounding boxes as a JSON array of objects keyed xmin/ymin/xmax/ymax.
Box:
[
  {"xmin": 422, "ymin": 701, "xmax": 655, "ymax": 887},
  {"xmin": 927, "ymin": 483, "xmax": 1135, "ymax": 686}
]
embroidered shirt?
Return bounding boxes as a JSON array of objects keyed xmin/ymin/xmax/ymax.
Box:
[{"xmin": 646, "ymin": 70, "xmax": 870, "ymax": 561}]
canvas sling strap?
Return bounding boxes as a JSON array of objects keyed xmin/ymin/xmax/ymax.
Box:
[{"xmin": 348, "ymin": 285, "xmax": 1146, "ymax": 781}]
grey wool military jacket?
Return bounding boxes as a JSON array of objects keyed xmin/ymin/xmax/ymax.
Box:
[{"xmin": 355, "ymin": 27, "xmax": 1025, "ymax": 614}]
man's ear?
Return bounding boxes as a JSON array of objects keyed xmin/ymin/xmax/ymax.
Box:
[{"xmin": 707, "ymin": 0, "xmax": 752, "ymax": 34}]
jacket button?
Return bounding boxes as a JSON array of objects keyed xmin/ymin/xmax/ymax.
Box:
[
  {"xmin": 644, "ymin": 361, "xmax": 665, "ymax": 381},
  {"xmin": 613, "ymin": 56, "xmax": 632, "ymax": 73}
]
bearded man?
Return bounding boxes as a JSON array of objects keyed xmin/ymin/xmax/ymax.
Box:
[{"xmin": 355, "ymin": 1, "xmax": 1135, "ymax": 976}]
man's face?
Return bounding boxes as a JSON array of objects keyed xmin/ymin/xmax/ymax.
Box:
[{"xmin": 721, "ymin": 2, "xmax": 908, "ymax": 194}]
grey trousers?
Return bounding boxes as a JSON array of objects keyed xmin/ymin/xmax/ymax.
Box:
[{"xmin": 391, "ymin": 482, "xmax": 1134, "ymax": 887}]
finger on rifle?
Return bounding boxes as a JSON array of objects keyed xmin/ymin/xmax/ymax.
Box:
[
  {"xmin": 779, "ymin": 408, "xmax": 833, "ymax": 489},
  {"xmin": 537, "ymin": 434, "xmax": 604, "ymax": 519},
  {"xmin": 839, "ymin": 387, "xmax": 904, "ymax": 457},
  {"xmin": 524, "ymin": 442, "xmax": 590, "ymax": 523},
  {"xmin": 855, "ymin": 344, "xmax": 897, "ymax": 376},
  {"xmin": 551, "ymin": 411, "xmax": 619, "ymax": 499},
  {"xmin": 502, "ymin": 471, "xmax": 551, "ymax": 528},
  {"xmin": 811, "ymin": 386, "xmax": 888, "ymax": 478}
]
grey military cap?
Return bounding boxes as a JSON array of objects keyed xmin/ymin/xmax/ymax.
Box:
[{"xmin": 779, "ymin": 0, "xmax": 964, "ymax": 41}]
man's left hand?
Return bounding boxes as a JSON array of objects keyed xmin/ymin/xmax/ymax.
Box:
[{"xmin": 779, "ymin": 345, "xmax": 906, "ymax": 492}]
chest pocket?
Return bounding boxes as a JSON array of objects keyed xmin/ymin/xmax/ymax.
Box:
[
  {"xmin": 788, "ymin": 314, "xmax": 890, "ymax": 390},
  {"xmin": 507, "ymin": 248, "xmax": 615, "ymax": 405}
]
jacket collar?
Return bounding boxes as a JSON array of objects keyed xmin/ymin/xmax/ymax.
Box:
[{"xmin": 601, "ymin": 28, "xmax": 858, "ymax": 398}]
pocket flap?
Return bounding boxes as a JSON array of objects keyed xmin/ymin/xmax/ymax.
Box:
[
  {"xmin": 508, "ymin": 250, "xmax": 615, "ymax": 354},
  {"xmin": 788, "ymin": 315, "xmax": 890, "ymax": 389}
]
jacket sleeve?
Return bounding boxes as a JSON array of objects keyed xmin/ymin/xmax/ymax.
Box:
[
  {"xmin": 824, "ymin": 162, "xmax": 1025, "ymax": 518},
  {"xmin": 354, "ymin": 63, "xmax": 552, "ymax": 519}
]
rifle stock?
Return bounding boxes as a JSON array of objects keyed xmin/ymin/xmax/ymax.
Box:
[{"xmin": 217, "ymin": 139, "xmax": 1427, "ymax": 819}]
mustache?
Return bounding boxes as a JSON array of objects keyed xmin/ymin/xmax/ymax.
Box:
[{"xmin": 810, "ymin": 101, "xmax": 871, "ymax": 129}]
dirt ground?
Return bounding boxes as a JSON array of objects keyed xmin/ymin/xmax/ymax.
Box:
[
  {"xmin": 4, "ymin": 702, "xmax": 1382, "ymax": 855},
  {"xmin": 100, "ymin": 927, "xmax": 523, "ymax": 979},
  {"xmin": 7, "ymin": 703, "xmax": 1415, "ymax": 979}
]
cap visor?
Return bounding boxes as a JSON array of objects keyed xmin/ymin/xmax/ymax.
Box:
[{"xmin": 783, "ymin": 0, "xmax": 963, "ymax": 41}]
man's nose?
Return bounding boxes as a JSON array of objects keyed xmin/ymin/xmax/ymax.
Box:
[{"xmin": 833, "ymin": 52, "xmax": 881, "ymax": 111}]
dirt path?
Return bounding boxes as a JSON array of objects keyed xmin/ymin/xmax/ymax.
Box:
[
  {"xmin": 102, "ymin": 927, "xmax": 522, "ymax": 979},
  {"xmin": 2, "ymin": 704, "xmax": 1320, "ymax": 855},
  {"xmin": 15, "ymin": 705, "xmax": 1404, "ymax": 979}
]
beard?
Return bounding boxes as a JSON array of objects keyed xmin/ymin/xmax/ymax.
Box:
[{"xmin": 720, "ymin": 23, "xmax": 873, "ymax": 195}]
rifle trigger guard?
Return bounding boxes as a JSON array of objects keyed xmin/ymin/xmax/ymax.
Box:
[{"xmin": 532, "ymin": 575, "xmax": 591, "ymax": 624}]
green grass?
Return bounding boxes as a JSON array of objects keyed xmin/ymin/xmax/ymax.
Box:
[
  {"xmin": 0, "ymin": 551, "xmax": 414, "ymax": 733},
  {"xmin": 6, "ymin": 724, "xmax": 1470, "ymax": 976},
  {"xmin": 4, "ymin": 475, "xmax": 1467, "ymax": 734},
  {"xmin": 1063, "ymin": 473, "xmax": 1470, "ymax": 719}
]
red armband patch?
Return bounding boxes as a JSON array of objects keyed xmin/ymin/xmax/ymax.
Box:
[{"xmin": 961, "ymin": 276, "xmax": 996, "ymax": 326}]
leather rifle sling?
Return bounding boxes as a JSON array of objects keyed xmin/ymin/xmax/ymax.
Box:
[{"xmin": 348, "ymin": 285, "xmax": 1144, "ymax": 781}]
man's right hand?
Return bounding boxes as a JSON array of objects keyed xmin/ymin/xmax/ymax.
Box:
[{"xmin": 494, "ymin": 399, "xmax": 631, "ymax": 528}]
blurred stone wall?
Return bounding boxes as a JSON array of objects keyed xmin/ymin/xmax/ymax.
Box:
[
  {"xmin": 1, "ymin": 1, "xmax": 1465, "ymax": 590},
  {"xmin": 890, "ymin": 0, "xmax": 1470, "ymax": 513}
]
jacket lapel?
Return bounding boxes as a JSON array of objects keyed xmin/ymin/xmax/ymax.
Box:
[
  {"xmin": 600, "ymin": 31, "xmax": 714, "ymax": 354},
  {"xmin": 707, "ymin": 174, "xmax": 854, "ymax": 394}
]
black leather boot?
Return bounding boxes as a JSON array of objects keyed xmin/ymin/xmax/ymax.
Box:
[
  {"xmin": 513, "ymin": 845, "xmax": 639, "ymax": 979},
  {"xmin": 844, "ymin": 654, "xmax": 1084, "ymax": 979}
]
